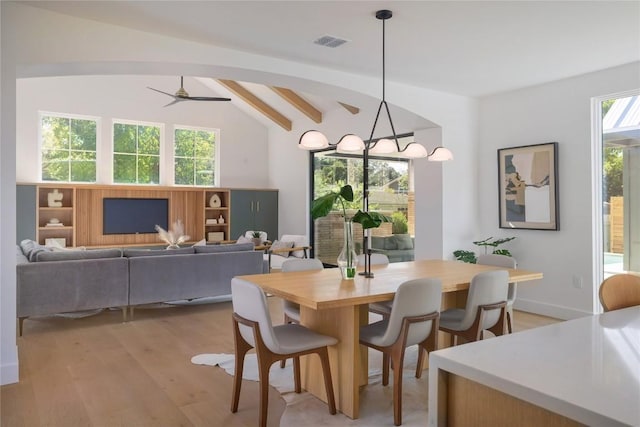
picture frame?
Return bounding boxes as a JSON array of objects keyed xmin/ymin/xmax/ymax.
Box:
[{"xmin": 498, "ymin": 142, "xmax": 559, "ymax": 230}]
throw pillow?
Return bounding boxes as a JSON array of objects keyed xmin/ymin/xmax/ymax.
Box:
[
  {"xmin": 124, "ymin": 247, "xmax": 195, "ymax": 257},
  {"xmin": 20, "ymin": 239, "xmax": 52, "ymax": 262},
  {"xmin": 36, "ymin": 248, "xmax": 123, "ymax": 262},
  {"xmin": 236, "ymin": 235, "xmax": 251, "ymax": 244},
  {"xmin": 192, "ymin": 239, "xmax": 206, "ymax": 247},
  {"xmin": 194, "ymin": 243, "xmax": 254, "ymax": 253},
  {"xmin": 270, "ymin": 240, "xmax": 295, "ymax": 257},
  {"xmin": 281, "ymin": 235, "xmax": 308, "ymax": 258},
  {"xmin": 394, "ymin": 234, "xmax": 414, "ymax": 250}
]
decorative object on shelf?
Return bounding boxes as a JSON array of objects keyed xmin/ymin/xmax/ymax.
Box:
[
  {"xmin": 453, "ymin": 237, "xmax": 516, "ymax": 264},
  {"xmin": 218, "ymin": 214, "xmax": 224, "ymax": 224},
  {"xmin": 299, "ymin": 10, "xmax": 453, "ymax": 275},
  {"xmin": 46, "ymin": 218, "xmax": 63, "ymax": 227},
  {"xmin": 206, "ymin": 218, "xmax": 218, "ymax": 225},
  {"xmin": 47, "ymin": 189, "xmax": 63, "ymax": 207},
  {"xmin": 45, "ymin": 238, "xmax": 66, "ymax": 248},
  {"xmin": 209, "ymin": 193, "xmax": 222, "ymax": 208},
  {"xmin": 498, "ymin": 142, "xmax": 559, "ymax": 230},
  {"xmin": 208, "ymin": 232, "xmax": 224, "ymax": 242},
  {"xmin": 155, "ymin": 219, "xmax": 190, "ymax": 249},
  {"xmin": 312, "ymin": 184, "xmax": 390, "ymax": 278}
]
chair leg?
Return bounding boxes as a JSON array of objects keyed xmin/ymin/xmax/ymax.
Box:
[
  {"xmin": 415, "ymin": 345, "xmax": 425, "ymax": 379},
  {"xmin": 317, "ymin": 347, "xmax": 337, "ymax": 415},
  {"xmin": 18, "ymin": 317, "xmax": 26, "ymax": 337},
  {"xmin": 231, "ymin": 341, "xmax": 250, "ymax": 413},
  {"xmin": 506, "ymin": 309, "xmax": 514, "ymax": 333},
  {"xmin": 390, "ymin": 347, "xmax": 405, "ymax": 426},
  {"xmin": 382, "ymin": 353, "xmax": 390, "ymax": 386},
  {"xmin": 256, "ymin": 354, "xmax": 272, "ymax": 427},
  {"xmin": 292, "ymin": 356, "xmax": 301, "ymax": 393}
]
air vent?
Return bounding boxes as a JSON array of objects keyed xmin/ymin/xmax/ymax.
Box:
[{"xmin": 313, "ymin": 35, "xmax": 349, "ymax": 48}]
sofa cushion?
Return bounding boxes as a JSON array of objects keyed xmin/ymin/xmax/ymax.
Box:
[
  {"xmin": 35, "ymin": 248, "xmax": 123, "ymax": 262},
  {"xmin": 394, "ymin": 234, "xmax": 414, "ymax": 250},
  {"xmin": 20, "ymin": 239, "xmax": 51, "ymax": 262},
  {"xmin": 383, "ymin": 237, "xmax": 398, "ymax": 250},
  {"xmin": 194, "ymin": 243, "xmax": 254, "ymax": 253},
  {"xmin": 280, "ymin": 234, "xmax": 308, "ymax": 258},
  {"xmin": 124, "ymin": 247, "xmax": 195, "ymax": 257}
]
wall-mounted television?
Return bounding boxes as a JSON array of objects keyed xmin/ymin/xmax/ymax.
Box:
[{"xmin": 103, "ymin": 198, "xmax": 169, "ymax": 235}]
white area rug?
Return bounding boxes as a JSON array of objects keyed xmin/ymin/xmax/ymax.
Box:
[{"xmin": 191, "ymin": 346, "xmax": 428, "ymax": 426}]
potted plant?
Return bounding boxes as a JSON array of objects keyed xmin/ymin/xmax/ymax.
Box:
[
  {"xmin": 250, "ymin": 231, "xmax": 263, "ymax": 246},
  {"xmin": 312, "ymin": 184, "xmax": 390, "ymax": 279},
  {"xmin": 453, "ymin": 236, "xmax": 516, "ymax": 263}
]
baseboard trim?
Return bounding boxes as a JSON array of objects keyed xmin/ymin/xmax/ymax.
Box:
[
  {"xmin": 1, "ymin": 360, "xmax": 19, "ymax": 386},
  {"xmin": 514, "ymin": 298, "xmax": 593, "ymax": 321}
]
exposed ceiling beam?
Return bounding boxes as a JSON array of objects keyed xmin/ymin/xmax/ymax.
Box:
[
  {"xmin": 216, "ymin": 79, "xmax": 292, "ymax": 131},
  {"xmin": 338, "ymin": 102, "xmax": 360, "ymax": 115},
  {"xmin": 271, "ymin": 87, "xmax": 322, "ymax": 124}
]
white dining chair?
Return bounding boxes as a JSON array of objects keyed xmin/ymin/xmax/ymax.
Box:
[
  {"xmin": 359, "ymin": 277, "xmax": 442, "ymax": 426},
  {"xmin": 230, "ymin": 278, "xmax": 337, "ymax": 427},
  {"xmin": 439, "ymin": 270, "xmax": 509, "ymax": 345},
  {"xmin": 476, "ymin": 254, "xmax": 517, "ymax": 333},
  {"xmin": 360, "ymin": 253, "xmax": 393, "ymax": 317}
]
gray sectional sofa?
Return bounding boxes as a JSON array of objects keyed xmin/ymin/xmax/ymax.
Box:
[
  {"xmin": 16, "ymin": 241, "xmax": 267, "ymax": 335},
  {"xmin": 370, "ymin": 234, "xmax": 415, "ymax": 262}
]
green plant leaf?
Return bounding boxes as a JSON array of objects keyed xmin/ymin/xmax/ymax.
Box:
[
  {"xmin": 352, "ymin": 210, "xmax": 391, "ymax": 229},
  {"xmin": 453, "ymin": 250, "xmax": 477, "ymax": 264},
  {"xmin": 493, "ymin": 249, "xmax": 512, "ymax": 257},
  {"xmin": 311, "ymin": 191, "xmax": 340, "ymax": 220},
  {"xmin": 339, "ymin": 185, "xmax": 354, "ymax": 202}
]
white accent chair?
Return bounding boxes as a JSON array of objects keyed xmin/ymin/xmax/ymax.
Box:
[
  {"xmin": 439, "ymin": 270, "xmax": 509, "ymax": 346},
  {"xmin": 360, "ymin": 254, "xmax": 393, "ymax": 317},
  {"xmin": 359, "ymin": 278, "xmax": 442, "ymax": 426},
  {"xmin": 279, "ymin": 258, "xmax": 324, "ymax": 367},
  {"xmin": 266, "ymin": 234, "xmax": 311, "ymax": 270},
  {"xmin": 476, "ymin": 254, "xmax": 518, "ymax": 333},
  {"xmin": 231, "ymin": 278, "xmax": 337, "ymax": 427}
]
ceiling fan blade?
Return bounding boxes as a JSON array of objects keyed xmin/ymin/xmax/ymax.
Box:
[
  {"xmin": 184, "ymin": 96, "xmax": 232, "ymax": 101},
  {"xmin": 147, "ymin": 86, "xmax": 176, "ymax": 98},
  {"xmin": 163, "ymin": 98, "xmax": 184, "ymax": 107}
]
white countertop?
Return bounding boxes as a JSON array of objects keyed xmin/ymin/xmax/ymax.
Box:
[{"xmin": 428, "ymin": 306, "xmax": 640, "ymax": 427}]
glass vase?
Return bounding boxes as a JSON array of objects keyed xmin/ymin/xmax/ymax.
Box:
[{"xmin": 337, "ymin": 220, "xmax": 358, "ymax": 279}]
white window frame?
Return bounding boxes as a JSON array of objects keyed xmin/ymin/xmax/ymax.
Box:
[
  {"xmin": 172, "ymin": 125, "xmax": 220, "ymax": 187},
  {"xmin": 38, "ymin": 111, "xmax": 101, "ymax": 183},
  {"xmin": 111, "ymin": 118, "xmax": 164, "ymax": 185}
]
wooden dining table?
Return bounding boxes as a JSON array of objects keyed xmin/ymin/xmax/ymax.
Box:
[{"xmin": 236, "ymin": 259, "xmax": 543, "ymax": 419}]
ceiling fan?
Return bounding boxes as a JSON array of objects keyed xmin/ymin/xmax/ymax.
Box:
[{"xmin": 147, "ymin": 76, "xmax": 231, "ymax": 106}]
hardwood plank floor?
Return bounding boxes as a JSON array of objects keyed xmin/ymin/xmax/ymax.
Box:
[{"xmin": 1, "ymin": 300, "xmax": 561, "ymax": 427}]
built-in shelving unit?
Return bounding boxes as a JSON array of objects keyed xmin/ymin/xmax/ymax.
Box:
[
  {"xmin": 204, "ymin": 189, "xmax": 230, "ymax": 243},
  {"xmin": 36, "ymin": 185, "xmax": 76, "ymax": 247}
]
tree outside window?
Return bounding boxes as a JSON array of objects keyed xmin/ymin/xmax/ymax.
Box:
[
  {"xmin": 174, "ymin": 127, "xmax": 216, "ymax": 186},
  {"xmin": 113, "ymin": 122, "xmax": 161, "ymax": 184},
  {"xmin": 41, "ymin": 115, "xmax": 97, "ymax": 182}
]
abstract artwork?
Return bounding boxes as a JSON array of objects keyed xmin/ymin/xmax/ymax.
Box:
[{"xmin": 498, "ymin": 142, "xmax": 559, "ymax": 230}]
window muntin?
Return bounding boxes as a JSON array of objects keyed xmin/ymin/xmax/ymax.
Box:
[
  {"xmin": 113, "ymin": 122, "xmax": 161, "ymax": 184},
  {"xmin": 41, "ymin": 114, "xmax": 97, "ymax": 182},
  {"xmin": 174, "ymin": 127, "xmax": 217, "ymax": 186}
]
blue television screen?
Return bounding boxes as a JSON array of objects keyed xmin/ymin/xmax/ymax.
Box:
[{"xmin": 103, "ymin": 198, "xmax": 169, "ymax": 235}]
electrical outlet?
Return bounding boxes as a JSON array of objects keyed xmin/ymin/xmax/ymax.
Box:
[{"xmin": 572, "ymin": 275, "xmax": 583, "ymax": 289}]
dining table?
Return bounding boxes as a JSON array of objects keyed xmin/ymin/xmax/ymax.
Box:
[{"xmin": 236, "ymin": 259, "xmax": 543, "ymax": 419}]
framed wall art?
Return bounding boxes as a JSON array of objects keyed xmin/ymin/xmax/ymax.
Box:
[{"xmin": 498, "ymin": 142, "xmax": 559, "ymax": 230}]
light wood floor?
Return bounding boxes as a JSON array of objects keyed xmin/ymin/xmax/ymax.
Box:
[{"xmin": 1, "ymin": 300, "xmax": 561, "ymax": 427}]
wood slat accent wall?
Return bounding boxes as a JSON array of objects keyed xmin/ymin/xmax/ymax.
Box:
[{"xmin": 74, "ymin": 185, "xmax": 207, "ymax": 247}]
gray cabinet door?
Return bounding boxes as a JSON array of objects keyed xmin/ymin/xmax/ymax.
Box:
[
  {"xmin": 16, "ymin": 185, "xmax": 37, "ymax": 244},
  {"xmin": 230, "ymin": 190, "xmax": 278, "ymax": 241}
]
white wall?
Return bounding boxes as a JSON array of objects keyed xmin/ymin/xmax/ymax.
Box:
[
  {"xmin": 1, "ymin": 2, "xmax": 476, "ymax": 385},
  {"xmin": 16, "ymin": 75, "xmax": 269, "ymax": 187},
  {"xmin": 478, "ymin": 62, "xmax": 640, "ymax": 320}
]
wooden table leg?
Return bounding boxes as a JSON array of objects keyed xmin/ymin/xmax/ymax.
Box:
[{"xmin": 299, "ymin": 304, "xmax": 367, "ymax": 419}]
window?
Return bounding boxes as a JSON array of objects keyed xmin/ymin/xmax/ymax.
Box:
[
  {"xmin": 40, "ymin": 113, "xmax": 97, "ymax": 182},
  {"xmin": 311, "ymin": 134, "xmax": 413, "ymax": 265},
  {"xmin": 113, "ymin": 121, "xmax": 161, "ymax": 184},
  {"xmin": 174, "ymin": 127, "xmax": 217, "ymax": 186}
]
